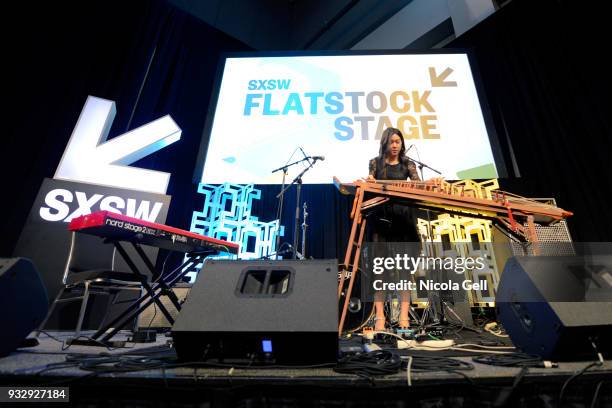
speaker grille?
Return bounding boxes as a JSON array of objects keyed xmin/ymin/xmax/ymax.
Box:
[{"xmin": 510, "ymin": 198, "xmax": 574, "ymax": 257}]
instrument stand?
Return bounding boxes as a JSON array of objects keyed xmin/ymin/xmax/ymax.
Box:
[
  {"xmin": 441, "ymin": 300, "xmax": 467, "ymax": 327},
  {"xmin": 417, "ymin": 279, "xmax": 475, "ymax": 334},
  {"xmin": 418, "ymin": 303, "xmax": 463, "ymax": 332},
  {"xmin": 82, "ymin": 244, "xmax": 209, "ymax": 346},
  {"xmin": 410, "ymin": 151, "xmax": 472, "ymax": 333},
  {"xmin": 337, "ymin": 174, "xmax": 569, "ymax": 335}
]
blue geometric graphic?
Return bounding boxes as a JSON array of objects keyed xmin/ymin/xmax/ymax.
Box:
[{"xmin": 190, "ymin": 183, "xmax": 284, "ymax": 261}]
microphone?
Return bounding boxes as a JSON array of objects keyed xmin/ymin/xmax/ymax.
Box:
[
  {"xmin": 310, "ymin": 156, "xmax": 325, "ymax": 161},
  {"xmin": 299, "ymin": 146, "xmax": 311, "ymax": 163},
  {"xmin": 406, "ymin": 144, "xmax": 415, "ymax": 153}
]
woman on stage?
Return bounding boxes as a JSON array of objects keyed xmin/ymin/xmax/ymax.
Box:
[{"xmin": 367, "ymin": 127, "xmax": 421, "ymax": 331}]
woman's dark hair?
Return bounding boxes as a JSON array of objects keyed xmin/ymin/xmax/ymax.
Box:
[
  {"xmin": 378, "ymin": 127, "xmax": 407, "ymax": 162},
  {"xmin": 374, "ymin": 127, "xmax": 408, "ymax": 179}
]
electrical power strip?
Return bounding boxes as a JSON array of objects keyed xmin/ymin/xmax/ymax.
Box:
[{"xmin": 396, "ymin": 339, "xmax": 455, "ymax": 349}]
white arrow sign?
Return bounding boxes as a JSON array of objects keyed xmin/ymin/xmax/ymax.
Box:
[{"xmin": 54, "ymin": 95, "xmax": 181, "ymax": 194}]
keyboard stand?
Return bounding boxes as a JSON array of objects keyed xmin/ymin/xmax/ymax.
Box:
[{"xmin": 86, "ymin": 242, "xmax": 211, "ymax": 345}]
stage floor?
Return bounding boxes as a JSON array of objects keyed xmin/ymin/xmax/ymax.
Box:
[{"xmin": 1, "ymin": 331, "xmax": 611, "ymax": 407}]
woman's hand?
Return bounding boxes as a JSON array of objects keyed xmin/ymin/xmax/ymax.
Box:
[
  {"xmin": 352, "ymin": 175, "xmax": 375, "ymax": 184},
  {"xmin": 426, "ymin": 176, "xmax": 444, "ymax": 184}
]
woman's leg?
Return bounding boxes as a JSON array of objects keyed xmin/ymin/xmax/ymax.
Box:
[
  {"xmin": 371, "ymin": 230, "xmax": 387, "ymax": 331},
  {"xmin": 374, "ymin": 291, "xmax": 386, "ymax": 331},
  {"xmin": 399, "ymin": 290, "xmax": 410, "ymax": 329},
  {"xmin": 392, "ymin": 206, "xmax": 418, "ymax": 330}
]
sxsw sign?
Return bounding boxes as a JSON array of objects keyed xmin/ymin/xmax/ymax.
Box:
[
  {"xmin": 39, "ymin": 188, "xmax": 165, "ymax": 223},
  {"xmin": 55, "ymin": 95, "xmax": 181, "ymax": 194},
  {"xmin": 40, "ymin": 95, "xmax": 181, "ymax": 223}
]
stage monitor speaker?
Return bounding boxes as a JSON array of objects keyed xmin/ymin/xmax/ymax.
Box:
[
  {"xmin": 172, "ymin": 259, "xmax": 338, "ymax": 364},
  {"xmin": 0, "ymin": 258, "xmax": 49, "ymax": 356},
  {"xmin": 496, "ymin": 256, "xmax": 612, "ymax": 360}
]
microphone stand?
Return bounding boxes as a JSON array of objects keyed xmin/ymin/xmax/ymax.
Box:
[
  {"xmin": 406, "ymin": 153, "xmax": 441, "ymax": 243},
  {"xmin": 271, "ymin": 157, "xmax": 311, "ymax": 260},
  {"xmin": 277, "ymin": 157, "xmax": 320, "ymax": 259},
  {"xmin": 406, "ymin": 155, "xmax": 442, "ymax": 182},
  {"xmin": 293, "ymin": 177, "xmax": 303, "ymax": 259},
  {"xmin": 301, "ymin": 202, "xmax": 308, "ymax": 258},
  {"xmin": 274, "ymin": 167, "xmax": 288, "ymax": 259}
]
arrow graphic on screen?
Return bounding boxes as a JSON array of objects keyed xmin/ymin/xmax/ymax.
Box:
[
  {"xmin": 429, "ymin": 67, "xmax": 457, "ymax": 87},
  {"xmin": 54, "ymin": 96, "xmax": 181, "ymax": 194}
]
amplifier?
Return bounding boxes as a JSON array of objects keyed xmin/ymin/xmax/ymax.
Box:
[{"xmin": 171, "ymin": 260, "xmax": 338, "ymax": 364}]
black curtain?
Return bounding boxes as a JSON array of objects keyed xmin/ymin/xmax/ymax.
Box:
[
  {"xmin": 4, "ymin": 0, "xmax": 609, "ymax": 262},
  {"xmin": 251, "ymin": 184, "xmax": 354, "ymax": 260},
  {"xmin": 2, "ymin": 0, "xmax": 355, "ymax": 263},
  {"xmin": 2, "ymin": 0, "xmax": 250, "ymax": 256},
  {"xmin": 447, "ymin": 0, "xmax": 612, "ymax": 241}
]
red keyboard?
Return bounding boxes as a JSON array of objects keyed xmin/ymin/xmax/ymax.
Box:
[{"xmin": 69, "ymin": 211, "xmax": 239, "ymax": 254}]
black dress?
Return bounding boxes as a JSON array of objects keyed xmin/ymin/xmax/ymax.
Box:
[
  {"xmin": 368, "ymin": 157, "xmax": 419, "ymax": 182},
  {"xmin": 364, "ymin": 157, "xmax": 422, "ymax": 293},
  {"xmin": 367, "ymin": 157, "xmax": 420, "ymax": 243}
]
